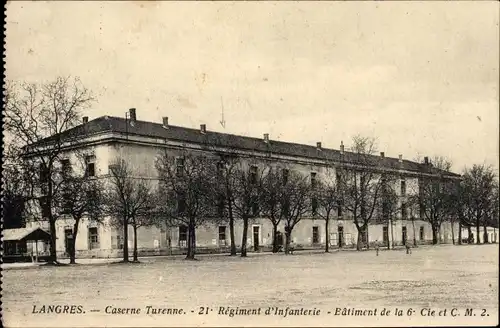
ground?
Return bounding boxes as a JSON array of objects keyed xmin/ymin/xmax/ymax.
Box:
[{"xmin": 2, "ymin": 244, "xmax": 498, "ymax": 327}]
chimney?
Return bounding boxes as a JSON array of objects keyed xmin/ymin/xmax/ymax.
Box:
[
  {"xmin": 82, "ymin": 116, "xmax": 88, "ymax": 124},
  {"xmin": 200, "ymin": 124, "xmax": 206, "ymax": 134},
  {"xmin": 424, "ymin": 156, "xmax": 429, "ymax": 165},
  {"xmin": 129, "ymin": 108, "xmax": 137, "ymax": 122},
  {"xmin": 264, "ymin": 133, "xmax": 269, "ymax": 144},
  {"xmin": 398, "ymin": 154, "xmax": 403, "ymax": 163},
  {"xmin": 316, "ymin": 142, "xmax": 322, "ymax": 151},
  {"xmin": 340, "ymin": 141, "xmax": 345, "ymax": 154},
  {"xmin": 380, "ymin": 152, "xmax": 385, "ymax": 158},
  {"xmin": 162, "ymin": 117, "xmax": 169, "ymax": 129}
]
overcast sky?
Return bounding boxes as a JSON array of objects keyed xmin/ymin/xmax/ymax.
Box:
[{"xmin": 5, "ymin": 1, "xmax": 499, "ymax": 174}]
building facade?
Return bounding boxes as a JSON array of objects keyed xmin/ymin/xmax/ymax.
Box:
[{"xmin": 25, "ymin": 108, "xmax": 465, "ymax": 259}]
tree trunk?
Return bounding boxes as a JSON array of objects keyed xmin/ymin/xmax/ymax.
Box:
[
  {"xmin": 122, "ymin": 218, "xmax": 129, "ymax": 262},
  {"xmin": 271, "ymin": 223, "xmax": 279, "ymax": 253},
  {"xmin": 431, "ymin": 224, "xmax": 439, "ymax": 245},
  {"xmin": 483, "ymin": 225, "xmax": 489, "ymax": 244},
  {"xmin": 69, "ymin": 220, "xmax": 80, "ymax": 264},
  {"xmin": 284, "ymin": 230, "xmax": 291, "ymax": 255},
  {"xmin": 390, "ymin": 216, "xmax": 395, "ymax": 249},
  {"xmin": 365, "ymin": 225, "xmax": 370, "ymax": 250},
  {"xmin": 241, "ymin": 217, "xmax": 249, "ymax": 257},
  {"xmin": 355, "ymin": 224, "xmax": 363, "ymax": 251},
  {"xmin": 476, "ymin": 221, "xmax": 481, "ymax": 244},
  {"xmin": 451, "ymin": 221, "xmax": 455, "ymax": 245},
  {"xmin": 228, "ymin": 201, "xmax": 237, "ymax": 256},
  {"xmin": 48, "ymin": 217, "xmax": 58, "ymax": 263},
  {"xmin": 229, "ymin": 213, "xmax": 236, "ymax": 256},
  {"xmin": 467, "ymin": 225, "xmax": 473, "ymax": 244},
  {"xmin": 412, "ymin": 218, "xmax": 417, "ymax": 247},
  {"xmin": 132, "ymin": 224, "xmax": 139, "ymax": 262},
  {"xmin": 325, "ymin": 218, "xmax": 330, "ymax": 253},
  {"xmin": 186, "ymin": 223, "xmax": 196, "ymax": 260},
  {"xmin": 458, "ymin": 221, "xmax": 462, "ymax": 245}
]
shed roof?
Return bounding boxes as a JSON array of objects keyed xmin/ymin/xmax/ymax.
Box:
[{"xmin": 3, "ymin": 227, "xmax": 51, "ymax": 242}]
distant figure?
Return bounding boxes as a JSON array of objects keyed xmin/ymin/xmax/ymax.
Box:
[
  {"xmin": 374, "ymin": 240, "xmax": 380, "ymax": 256},
  {"xmin": 288, "ymin": 240, "xmax": 295, "ymax": 255},
  {"xmin": 405, "ymin": 243, "xmax": 412, "ymax": 254}
]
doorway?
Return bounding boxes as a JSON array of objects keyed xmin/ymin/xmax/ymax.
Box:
[
  {"xmin": 402, "ymin": 226, "xmax": 407, "ymax": 246},
  {"xmin": 253, "ymin": 226, "xmax": 260, "ymax": 251},
  {"xmin": 338, "ymin": 226, "xmax": 344, "ymax": 248}
]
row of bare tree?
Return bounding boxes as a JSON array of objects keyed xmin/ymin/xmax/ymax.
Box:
[{"xmin": 3, "ymin": 77, "xmax": 499, "ymax": 265}]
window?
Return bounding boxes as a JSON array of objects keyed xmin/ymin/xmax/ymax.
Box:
[
  {"xmin": 85, "ymin": 155, "xmax": 96, "ymax": 177},
  {"xmin": 64, "ymin": 228, "xmax": 73, "ymax": 253},
  {"xmin": 312, "ymin": 226, "xmax": 319, "ymax": 244},
  {"xmin": 311, "ymin": 172, "xmax": 317, "ymax": 188},
  {"xmin": 108, "ymin": 164, "xmax": 119, "ymax": 175},
  {"xmin": 251, "ymin": 196, "xmax": 259, "ymax": 217},
  {"xmin": 249, "ymin": 166, "xmax": 258, "ymax": 185},
  {"xmin": 39, "ymin": 196, "xmax": 51, "ymax": 218},
  {"xmin": 176, "ymin": 157, "xmax": 185, "ymax": 177},
  {"xmin": 61, "ymin": 159, "xmax": 71, "ymax": 176},
  {"xmin": 311, "ymin": 197, "xmax": 318, "ymax": 216},
  {"xmin": 88, "ymin": 227, "xmax": 99, "ymax": 250},
  {"xmin": 177, "ymin": 193, "xmax": 186, "ymax": 215},
  {"xmin": 400, "ymin": 179, "xmax": 407, "ymax": 196},
  {"xmin": 179, "ymin": 225, "xmax": 188, "ymax": 247},
  {"xmin": 361, "ymin": 229, "xmax": 368, "ymax": 244},
  {"xmin": 282, "ymin": 200, "xmax": 290, "ymax": 217},
  {"xmin": 218, "ymin": 226, "xmax": 227, "ymax": 246},
  {"xmin": 216, "ymin": 162, "xmax": 224, "ymax": 176},
  {"xmin": 282, "ymin": 168, "xmax": 289, "ymax": 185},
  {"xmin": 419, "ymin": 226, "xmax": 425, "ymax": 240},
  {"xmin": 382, "ymin": 226, "xmax": 389, "ymax": 243},
  {"xmin": 217, "ymin": 194, "xmax": 225, "ymax": 217},
  {"xmin": 337, "ymin": 201, "xmax": 343, "ymax": 217},
  {"xmin": 62, "ymin": 191, "xmax": 72, "ymax": 214},
  {"xmin": 39, "ymin": 163, "xmax": 49, "ymax": 183},
  {"xmin": 116, "ymin": 235, "xmax": 124, "ymax": 249},
  {"xmin": 401, "ymin": 202, "xmax": 408, "ymax": 219}
]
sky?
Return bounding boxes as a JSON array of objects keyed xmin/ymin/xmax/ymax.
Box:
[{"xmin": 5, "ymin": 1, "xmax": 499, "ymax": 174}]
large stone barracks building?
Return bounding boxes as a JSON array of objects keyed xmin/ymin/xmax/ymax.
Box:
[{"xmin": 24, "ymin": 108, "xmax": 468, "ymax": 259}]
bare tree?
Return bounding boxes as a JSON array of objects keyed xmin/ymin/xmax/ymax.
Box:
[
  {"xmin": 106, "ymin": 159, "xmax": 156, "ymax": 263},
  {"xmin": 56, "ymin": 153, "xmax": 105, "ymax": 264},
  {"xmin": 379, "ymin": 174, "xmax": 402, "ymax": 249},
  {"xmin": 214, "ymin": 154, "xmax": 240, "ymax": 256},
  {"xmin": 259, "ymin": 166, "xmax": 286, "ymax": 253},
  {"xmin": 416, "ymin": 156, "xmax": 456, "ymax": 245},
  {"xmin": 338, "ymin": 136, "xmax": 384, "ymax": 251},
  {"xmin": 314, "ymin": 169, "xmax": 340, "ymax": 253},
  {"xmin": 155, "ymin": 152, "xmax": 217, "ymax": 260},
  {"xmin": 227, "ymin": 162, "xmax": 263, "ymax": 257},
  {"xmin": 281, "ymin": 170, "xmax": 311, "ymax": 255},
  {"xmin": 4, "ymin": 77, "xmax": 95, "ymax": 264},
  {"xmin": 461, "ymin": 164, "xmax": 497, "ymax": 244},
  {"xmin": 2, "ymin": 144, "xmax": 30, "ymax": 229}
]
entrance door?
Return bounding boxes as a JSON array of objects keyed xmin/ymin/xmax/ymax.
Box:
[
  {"xmin": 402, "ymin": 226, "xmax": 407, "ymax": 246},
  {"xmin": 253, "ymin": 226, "xmax": 260, "ymax": 251},
  {"xmin": 338, "ymin": 226, "xmax": 344, "ymax": 248},
  {"xmin": 64, "ymin": 229, "xmax": 73, "ymax": 255}
]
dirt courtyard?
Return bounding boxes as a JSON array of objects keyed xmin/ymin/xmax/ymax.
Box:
[{"xmin": 2, "ymin": 244, "xmax": 498, "ymax": 327}]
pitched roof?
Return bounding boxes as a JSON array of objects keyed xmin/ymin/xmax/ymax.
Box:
[
  {"xmin": 3, "ymin": 227, "xmax": 51, "ymax": 241},
  {"xmin": 33, "ymin": 115, "xmax": 461, "ymax": 177}
]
